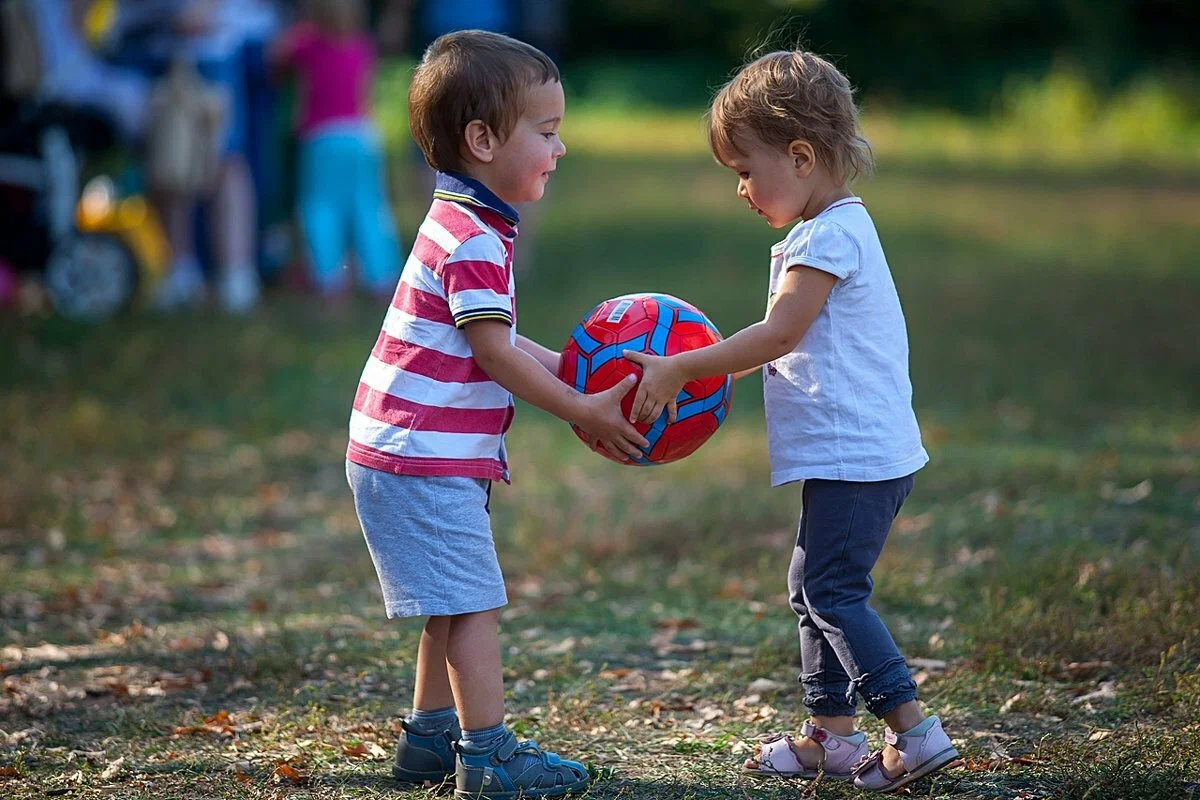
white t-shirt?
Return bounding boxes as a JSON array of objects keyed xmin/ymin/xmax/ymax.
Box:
[{"xmin": 764, "ymin": 198, "xmax": 928, "ymax": 485}]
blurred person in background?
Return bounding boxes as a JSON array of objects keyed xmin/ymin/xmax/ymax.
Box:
[
  {"xmin": 23, "ymin": 0, "xmax": 150, "ymax": 143},
  {"xmin": 271, "ymin": 0, "xmax": 401, "ymax": 301},
  {"xmin": 382, "ymin": 0, "xmax": 563, "ymax": 272},
  {"xmin": 113, "ymin": 0, "xmax": 265, "ymax": 313}
]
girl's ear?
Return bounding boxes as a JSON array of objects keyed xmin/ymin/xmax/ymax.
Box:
[
  {"xmin": 788, "ymin": 139, "xmax": 816, "ymax": 178},
  {"xmin": 463, "ymin": 119, "xmax": 496, "ymax": 164}
]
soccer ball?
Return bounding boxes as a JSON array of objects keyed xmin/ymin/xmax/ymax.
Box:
[{"xmin": 558, "ymin": 293, "xmax": 733, "ymax": 465}]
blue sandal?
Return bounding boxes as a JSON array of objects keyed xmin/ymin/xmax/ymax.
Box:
[
  {"xmin": 455, "ymin": 730, "xmax": 590, "ymax": 799},
  {"xmin": 393, "ymin": 717, "xmax": 460, "ymax": 783}
]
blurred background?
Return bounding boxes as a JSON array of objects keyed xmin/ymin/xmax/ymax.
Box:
[{"xmin": 1, "ymin": 2, "xmax": 1198, "ymax": 797}]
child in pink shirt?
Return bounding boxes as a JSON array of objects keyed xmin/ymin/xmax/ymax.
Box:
[{"xmin": 272, "ymin": 0, "xmax": 400, "ymax": 296}]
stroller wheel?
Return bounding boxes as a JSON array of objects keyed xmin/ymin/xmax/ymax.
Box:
[{"xmin": 45, "ymin": 232, "xmax": 138, "ymax": 322}]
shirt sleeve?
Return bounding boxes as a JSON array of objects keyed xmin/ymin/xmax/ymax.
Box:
[
  {"xmin": 442, "ymin": 234, "xmax": 513, "ymax": 328},
  {"xmin": 781, "ymin": 220, "xmax": 860, "ymax": 280}
]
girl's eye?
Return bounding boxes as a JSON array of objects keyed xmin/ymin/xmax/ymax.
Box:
[{"xmin": 543, "ymin": 132, "xmax": 556, "ymax": 140}]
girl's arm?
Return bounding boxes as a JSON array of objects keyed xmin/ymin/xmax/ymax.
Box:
[
  {"xmin": 624, "ymin": 265, "xmax": 836, "ymax": 423},
  {"xmin": 516, "ymin": 335, "xmax": 562, "ymax": 375}
]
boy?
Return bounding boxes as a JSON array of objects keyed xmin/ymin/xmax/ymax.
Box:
[{"xmin": 346, "ymin": 30, "xmax": 646, "ymax": 799}]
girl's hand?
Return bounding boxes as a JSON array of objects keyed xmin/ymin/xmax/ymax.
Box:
[{"xmin": 623, "ymin": 351, "xmax": 684, "ymax": 424}]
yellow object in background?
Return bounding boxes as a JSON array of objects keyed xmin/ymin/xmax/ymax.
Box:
[{"xmin": 83, "ymin": 0, "xmax": 116, "ymax": 47}]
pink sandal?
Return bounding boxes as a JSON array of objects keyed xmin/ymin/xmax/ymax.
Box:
[
  {"xmin": 852, "ymin": 716, "xmax": 959, "ymax": 792},
  {"xmin": 741, "ymin": 721, "xmax": 869, "ymax": 780}
]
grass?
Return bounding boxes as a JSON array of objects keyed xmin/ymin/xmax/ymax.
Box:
[{"xmin": 2, "ymin": 139, "xmax": 1199, "ymax": 798}]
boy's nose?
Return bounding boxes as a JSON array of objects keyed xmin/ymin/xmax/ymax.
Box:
[{"xmin": 737, "ymin": 182, "xmax": 749, "ymax": 198}]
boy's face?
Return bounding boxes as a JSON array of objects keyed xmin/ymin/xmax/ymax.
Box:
[
  {"xmin": 489, "ymin": 80, "xmax": 566, "ymax": 205},
  {"xmin": 723, "ymin": 137, "xmax": 811, "ymax": 229}
]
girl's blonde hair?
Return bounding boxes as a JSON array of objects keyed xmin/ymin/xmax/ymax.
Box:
[
  {"xmin": 307, "ymin": 0, "xmax": 364, "ymax": 37},
  {"xmin": 708, "ymin": 51, "xmax": 874, "ymax": 183}
]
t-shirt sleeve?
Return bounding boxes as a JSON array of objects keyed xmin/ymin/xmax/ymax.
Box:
[
  {"xmin": 780, "ymin": 220, "xmax": 860, "ymax": 280},
  {"xmin": 442, "ymin": 234, "xmax": 513, "ymax": 328}
]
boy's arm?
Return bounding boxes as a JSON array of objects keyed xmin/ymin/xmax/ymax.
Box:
[
  {"xmin": 516, "ymin": 335, "xmax": 561, "ymax": 374},
  {"xmin": 465, "ymin": 321, "xmax": 648, "ymax": 460},
  {"xmin": 625, "ymin": 265, "xmax": 836, "ymax": 422}
]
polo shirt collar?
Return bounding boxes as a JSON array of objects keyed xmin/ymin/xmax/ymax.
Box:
[{"xmin": 433, "ymin": 171, "xmax": 520, "ymax": 227}]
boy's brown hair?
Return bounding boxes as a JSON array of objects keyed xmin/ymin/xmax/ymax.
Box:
[
  {"xmin": 708, "ymin": 51, "xmax": 873, "ymax": 183},
  {"xmin": 409, "ymin": 30, "xmax": 560, "ymax": 172}
]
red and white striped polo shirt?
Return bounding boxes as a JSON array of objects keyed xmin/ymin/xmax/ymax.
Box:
[{"xmin": 347, "ymin": 172, "xmax": 520, "ymax": 482}]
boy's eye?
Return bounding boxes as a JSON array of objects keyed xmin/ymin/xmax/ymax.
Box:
[{"xmin": 738, "ymin": 172, "xmax": 750, "ymax": 179}]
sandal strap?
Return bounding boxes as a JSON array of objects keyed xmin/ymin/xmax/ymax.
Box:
[
  {"xmin": 852, "ymin": 749, "xmax": 882, "ymax": 777},
  {"xmin": 489, "ymin": 733, "xmax": 521, "ymax": 764}
]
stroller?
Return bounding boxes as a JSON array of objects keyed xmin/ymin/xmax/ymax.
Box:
[{"xmin": 0, "ymin": 0, "xmax": 169, "ymax": 321}]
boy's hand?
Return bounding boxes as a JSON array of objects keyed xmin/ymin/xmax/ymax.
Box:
[
  {"xmin": 577, "ymin": 374, "xmax": 650, "ymax": 461},
  {"xmin": 623, "ymin": 351, "xmax": 684, "ymax": 424}
]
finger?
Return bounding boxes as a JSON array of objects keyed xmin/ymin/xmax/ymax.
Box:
[
  {"xmin": 625, "ymin": 426, "xmax": 650, "ymax": 449},
  {"xmin": 618, "ymin": 436, "xmax": 644, "ymax": 459},
  {"xmin": 599, "ymin": 439, "xmax": 631, "ymax": 462},
  {"xmin": 641, "ymin": 400, "xmax": 663, "ymax": 424},
  {"xmin": 667, "ymin": 400, "xmax": 678, "ymax": 424},
  {"xmin": 622, "ymin": 349, "xmax": 646, "ymax": 364},
  {"xmin": 629, "ymin": 387, "xmax": 646, "ymax": 423}
]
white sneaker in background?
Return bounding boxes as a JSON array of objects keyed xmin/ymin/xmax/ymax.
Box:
[
  {"xmin": 153, "ymin": 255, "xmax": 207, "ymax": 312},
  {"xmin": 218, "ymin": 265, "xmax": 261, "ymax": 314}
]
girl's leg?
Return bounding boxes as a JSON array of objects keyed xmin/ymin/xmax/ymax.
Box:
[
  {"xmin": 349, "ymin": 133, "xmax": 401, "ymax": 297},
  {"xmin": 796, "ymin": 476, "xmax": 919, "ymax": 721},
  {"xmin": 790, "ymin": 484, "xmax": 858, "ymax": 722},
  {"xmin": 297, "ymin": 134, "xmax": 350, "ymax": 294}
]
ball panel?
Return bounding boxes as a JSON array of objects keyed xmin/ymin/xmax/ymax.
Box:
[{"xmin": 560, "ymin": 293, "xmax": 733, "ymax": 465}]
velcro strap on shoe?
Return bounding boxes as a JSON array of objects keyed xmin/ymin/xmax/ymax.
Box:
[
  {"xmin": 490, "ymin": 734, "xmax": 519, "ymax": 764},
  {"xmin": 884, "ymin": 729, "xmax": 900, "ymax": 746},
  {"xmin": 800, "ymin": 721, "xmax": 833, "ymax": 748}
]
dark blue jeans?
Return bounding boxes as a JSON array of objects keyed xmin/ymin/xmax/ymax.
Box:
[{"xmin": 788, "ymin": 475, "xmax": 919, "ymax": 719}]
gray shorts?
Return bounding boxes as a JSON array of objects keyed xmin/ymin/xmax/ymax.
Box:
[{"xmin": 346, "ymin": 461, "xmax": 508, "ymax": 618}]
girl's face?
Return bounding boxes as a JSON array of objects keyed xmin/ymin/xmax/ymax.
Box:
[{"xmin": 722, "ymin": 136, "xmax": 816, "ymax": 229}]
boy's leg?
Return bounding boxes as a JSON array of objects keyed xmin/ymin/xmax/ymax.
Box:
[
  {"xmin": 446, "ymin": 609, "xmax": 505, "ymax": 731},
  {"xmin": 447, "ymin": 608, "xmax": 590, "ymax": 797},
  {"xmin": 414, "ymin": 615, "xmax": 455, "ymax": 712},
  {"xmin": 393, "ymin": 615, "xmax": 461, "ymax": 783}
]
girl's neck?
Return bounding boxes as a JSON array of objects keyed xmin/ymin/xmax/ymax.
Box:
[{"xmin": 802, "ymin": 182, "xmax": 853, "ymax": 221}]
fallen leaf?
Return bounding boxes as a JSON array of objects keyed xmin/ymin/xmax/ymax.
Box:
[
  {"xmin": 1089, "ymin": 729, "xmax": 1113, "ymax": 742},
  {"xmin": 654, "ymin": 618, "xmax": 699, "ymax": 629},
  {"xmin": 343, "ymin": 742, "xmax": 370, "ymax": 759},
  {"xmin": 746, "ymin": 678, "xmax": 787, "ymax": 694},
  {"xmin": 999, "ymin": 693, "xmax": 1022, "ymax": 714},
  {"xmin": 272, "ymin": 762, "xmax": 306, "ymax": 785},
  {"xmin": 1072, "ymin": 681, "xmax": 1118, "ymax": 705},
  {"xmin": 0, "ymin": 766, "xmax": 20, "ymax": 778},
  {"xmin": 100, "ymin": 757, "xmax": 125, "ymax": 781}
]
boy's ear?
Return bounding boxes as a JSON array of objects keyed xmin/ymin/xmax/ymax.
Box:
[
  {"xmin": 463, "ymin": 119, "xmax": 496, "ymax": 164},
  {"xmin": 788, "ymin": 139, "xmax": 816, "ymax": 178}
]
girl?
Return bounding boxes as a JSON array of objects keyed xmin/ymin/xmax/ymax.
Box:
[
  {"xmin": 624, "ymin": 51, "xmax": 958, "ymax": 793},
  {"xmin": 271, "ymin": 0, "xmax": 400, "ymax": 297}
]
